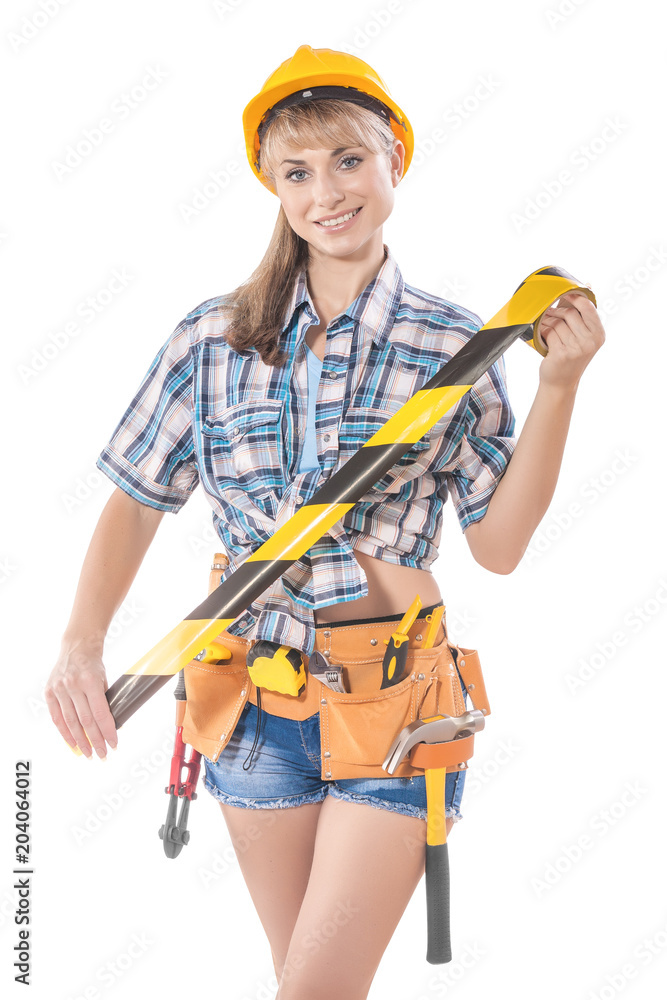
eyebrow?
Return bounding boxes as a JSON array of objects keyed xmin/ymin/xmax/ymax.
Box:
[{"xmin": 280, "ymin": 146, "xmax": 361, "ymax": 166}]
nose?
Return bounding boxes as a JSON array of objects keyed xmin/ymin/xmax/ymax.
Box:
[{"xmin": 311, "ymin": 168, "xmax": 344, "ymax": 209}]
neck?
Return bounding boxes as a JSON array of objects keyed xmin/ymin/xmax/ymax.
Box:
[{"xmin": 306, "ymin": 236, "xmax": 387, "ymax": 327}]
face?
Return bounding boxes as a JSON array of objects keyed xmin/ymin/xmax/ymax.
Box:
[{"xmin": 271, "ymin": 139, "xmax": 405, "ymax": 261}]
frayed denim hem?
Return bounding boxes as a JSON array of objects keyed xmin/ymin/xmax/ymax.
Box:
[
  {"xmin": 329, "ymin": 786, "xmax": 426, "ymax": 820},
  {"xmin": 203, "ymin": 775, "xmax": 464, "ymax": 822},
  {"xmin": 328, "ymin": 785, "xmax": 463, "ymax": 823},
  {"xmin": 203, "ymin": 776, "xmax": 328, "ymax": 810}
]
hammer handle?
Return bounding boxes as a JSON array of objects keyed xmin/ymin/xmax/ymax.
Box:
[
  {"xmin": 425, "ymin": 842, "xmax": 452, "ymax": 964},
  {"xmin": 424, "ymin": 766, "xmax": 452, "ymax": 964}
]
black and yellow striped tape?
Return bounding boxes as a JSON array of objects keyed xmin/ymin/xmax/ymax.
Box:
[{"xmin": 104, "ymin": 265, "xmax": 596, "ymax": 728}]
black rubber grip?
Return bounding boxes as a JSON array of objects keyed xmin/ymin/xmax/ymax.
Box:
[
  {"xmin": 174, "ymin": 671, "xmax": 186, "ymax": 700},
  {"xmin": 425, "ymin": 842, "xmax": 452, "ymax": 964}
]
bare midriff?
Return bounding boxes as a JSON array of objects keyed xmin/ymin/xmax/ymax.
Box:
[{"xmin": 313, "ymin": 549, "xmax": 442, "ymax": 624}]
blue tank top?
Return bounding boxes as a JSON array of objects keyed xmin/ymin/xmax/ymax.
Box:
[{"xmin": 298, "ymin": 344, "xmax": 323, "ymax": 472}]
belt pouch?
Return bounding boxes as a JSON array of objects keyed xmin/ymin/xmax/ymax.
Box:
[
  {"xmin": 318, "ymin": 622, "xmax": 474, "ymax": 781},
  {"xmin": 180, "ymin": 633, "xmax": 251, "ymax": 762}
]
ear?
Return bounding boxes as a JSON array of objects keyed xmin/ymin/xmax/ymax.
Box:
[{"xmin": 390, "ymin": 140, "xmax": 406, "ymax": 187}]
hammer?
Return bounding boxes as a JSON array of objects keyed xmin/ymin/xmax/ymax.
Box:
[{"xmin": 383, "ymin": 709, "xmax": 486, "ymax": 964}]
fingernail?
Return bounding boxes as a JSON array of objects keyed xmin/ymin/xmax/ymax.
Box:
[
  {"xmin": 109, "ymin": 743, "xmax": 118, "ymax": 751},
  {"xmin": 68, "ymin": 742, "xmax": 83, "ymax": 757}
]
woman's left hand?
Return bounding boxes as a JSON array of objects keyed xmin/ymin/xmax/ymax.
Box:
[{"xmin": 537, "ymin": 291, "xmax": 606, "ymax": 391}]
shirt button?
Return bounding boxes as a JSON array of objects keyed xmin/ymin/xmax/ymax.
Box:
[
  {"xmin": 323, "ymin": 434, "xmax": 331, "ymax": 443},
  {"xmin": 328, "ymin": 371, "xmax": 338, "ymax": 380},
  {"xmin": 233, "ymin": 427, "xmax": 241, "ymax": 438},
  {"xmin": 295, "ymin": 496, "xmax": 304, "ymax": 505}
]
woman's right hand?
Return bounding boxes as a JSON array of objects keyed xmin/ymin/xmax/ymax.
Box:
[{"xmin": 45, "ymin": 636, "xmax": 118, "ymax": 760}]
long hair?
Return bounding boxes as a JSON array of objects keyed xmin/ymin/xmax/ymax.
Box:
[{"xmin": 222, "ymin": 99, "xmax": 396, "ymax": 367}]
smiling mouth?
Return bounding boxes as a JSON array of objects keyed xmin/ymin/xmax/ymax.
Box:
[{"xmin": 315, "ymin": 207, "xmax": 362, "ymax": 228}]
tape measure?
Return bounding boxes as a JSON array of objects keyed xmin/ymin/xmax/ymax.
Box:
[
  {"xmin": 246, "ymin": 641, "xmax": 306, "ymax": 697},
  {"xmin": 101, "ymin": 265, "xmax": 596, "ymax": 729}
]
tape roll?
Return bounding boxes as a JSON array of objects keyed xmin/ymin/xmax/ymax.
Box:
[{"xmin": 102, "ymin": 265, "xmax": 596, "ymax": 729}]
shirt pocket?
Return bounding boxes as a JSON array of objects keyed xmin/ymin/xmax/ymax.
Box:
[
  {"xmin": 201, "ymin": 399, "xmax": 288, "ymax": 500},
  {"xmin": 338, "ymin": 407, "xmax": 432, "ymax": 494}
]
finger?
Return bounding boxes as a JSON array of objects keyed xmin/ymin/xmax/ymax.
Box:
[
  {"xmin": 554, "ymin": 317, "xmax": 589, "ymax": 353},
  {"xmin": 57, "ymin": 690, "xmax": 95, "ymax": 759},
  {"xmin": 540, "ymin": 322, "xmax": 568, "ymax": 352},
  {"xmin": 554, "ymin": 293, "xmax": 599, "ymax": 333},
  {"xmin": 45, "ymin": 687, "xmax": 81, "ymax": 752},
  {"xmin": 545, "ymin": 303, "xmax": 584, "ymax": 324},
  {"xmin": 68, "ymin": 688, "xmax": 110, "ymax": 759},
  {"xmin": 542, "ymin": 308, "xmax": 589, "ymax": 345},
  {"xmin": 87, "ymin": 685, "xmax": 119, "ymax": 750},
  {"xmin": 538, "ymin": 314, "xmax": 569, "ymax": 345}
]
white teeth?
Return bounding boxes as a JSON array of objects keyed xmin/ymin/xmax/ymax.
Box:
[{"xmin": 318, "ymin": 208, "xmax": 360, "ymax": 227}]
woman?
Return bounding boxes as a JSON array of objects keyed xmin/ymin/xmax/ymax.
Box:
[{"xmin": 45, "ymin": 44, "xmax": 604, "ymax": 999}]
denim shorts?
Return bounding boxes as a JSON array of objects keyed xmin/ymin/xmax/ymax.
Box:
[{"xmin": 202, "ymin": 675, "xmax": 469, "ymax": 823}]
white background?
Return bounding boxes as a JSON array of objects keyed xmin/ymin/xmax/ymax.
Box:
[{"xmin": 2, "ymin": 1, "xmax": 666, "ymax": 998}]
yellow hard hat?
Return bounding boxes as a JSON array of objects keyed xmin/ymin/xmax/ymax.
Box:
[{"xmin": 242, "ymin": 44, "xmax": 414, "ymax": 194}]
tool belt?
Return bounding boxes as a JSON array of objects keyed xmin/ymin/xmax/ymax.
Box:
[{"xmin": 181, "ymin": 565, "xmax": 491, "ymax": 781}]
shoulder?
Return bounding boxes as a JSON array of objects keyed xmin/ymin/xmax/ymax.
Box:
[
  {"xmin": 158, "ymin": 293, "xmax": 250, "ymax": 367},
  {"xmin": 389, "ymin": 280, "xmax": 484, "ymax": 365},
  {"xmin": 399, "ymin": 281, "xmax": 483, "ymax": 337},
  {"xmin": 178, "ymin": 294, "xmax": 234, "ymax": 346}
]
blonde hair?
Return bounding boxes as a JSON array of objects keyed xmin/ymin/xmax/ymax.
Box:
[{"xmin": 222, "ymin": 100, "xmax": 396, "ymax": 366}]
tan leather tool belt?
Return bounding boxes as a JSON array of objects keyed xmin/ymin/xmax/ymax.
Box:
[{"xmin": 181, "ymin": 605, "xmax": 490, "ymax": 782}]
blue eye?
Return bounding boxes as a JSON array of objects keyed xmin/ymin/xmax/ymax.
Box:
[
  {"xmin": 285, "ymin": 155, "xmax": 363, "ymax": 183},
  {"xmin": 285, "ymin": 168, "xmax": 308, "ymax": 182}
]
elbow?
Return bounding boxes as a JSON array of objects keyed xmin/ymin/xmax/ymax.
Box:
[
  {"xmin": 465, "ymin": 523, "xmax": 522, "ymax": 574},
  {"xmin": 483, "ymin": 543, "xmax": 528, "ymax": 575},
  {"xmin": 489, "ymin": 558, "xmax": 519, "ymax": 575},
  {"xmin": 480, "ymin": 542, "xmax": 525, "ymax": 574},
  {"xmin": 472, "ymin": 552, "xmax": 519, "ymax": 575}
]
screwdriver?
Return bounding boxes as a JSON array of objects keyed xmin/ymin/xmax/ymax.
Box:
[{"xmin": 380, "ymin": 594, "xmax": 422, "ymax": 689}]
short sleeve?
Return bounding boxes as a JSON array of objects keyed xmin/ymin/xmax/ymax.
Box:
[
  {"xmin": 96, "ymin": 316, "xmax": 199, "ymax": 513},
  {"xmin": 442, "ymin": 353, "xmax": 517, "ymax": 532}
]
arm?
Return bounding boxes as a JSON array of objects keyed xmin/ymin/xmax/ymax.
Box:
[
  {"xmin": 464, "ymin": 292, "xmax": 605, "ymax": 574},
  {"xmin": 44, "ymin": 486, "xmax": 165, "ymax": 759}
]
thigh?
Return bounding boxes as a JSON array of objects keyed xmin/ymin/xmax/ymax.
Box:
[
  {"xmin": 219, "ymin": 799, "xmax": 325, "ymax": 976},
  {"xmin": 277, "ymin": 795, "xmax": 433, "ymax": 1000},
  {"xmin": 203, "ymin": 705, "xmax": 328, "ymax": 973}
]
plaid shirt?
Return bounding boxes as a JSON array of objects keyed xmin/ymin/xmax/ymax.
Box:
[{"xmin": 97, "ymin": 244, "xmax": 516, "ymax": 655}]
